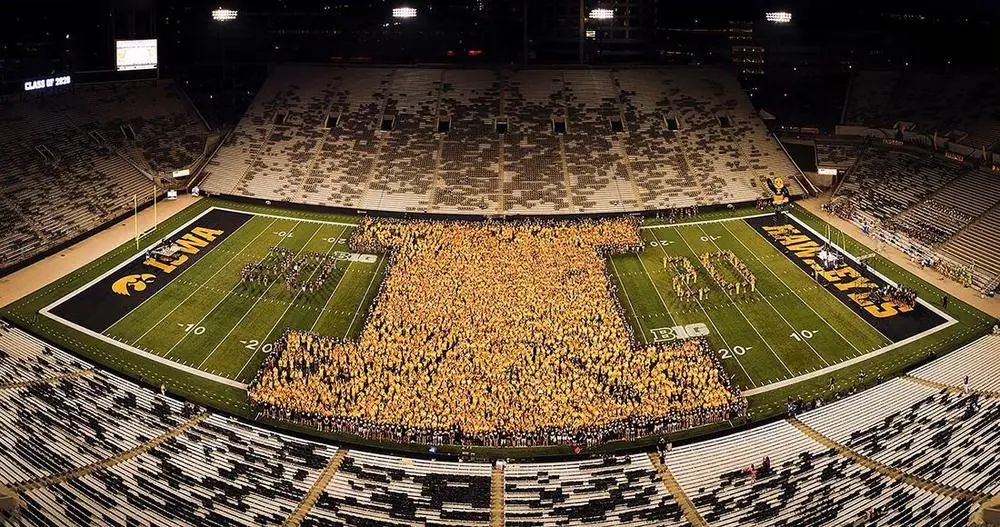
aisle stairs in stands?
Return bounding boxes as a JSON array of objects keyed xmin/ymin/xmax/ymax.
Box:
[
  {"xmin": 283, "ymin": 448, "xmax": 349, "ymax": 527},
  {"xmin": 789, "ymin": 417, "xmax": 990, "ymax": 503},
  {"xmin": 648, "ymin": 452, "xmax": 709, "ymax": 527},
  {"xmin": 9, "ymin": 411, "xmax": 209, "ymax": 493},
  {"xmin": 0, "ymin": 368, "xmax": 92, "ymax": 391},
  {"xmin": 490, "ymin": 463, "xmax": 505, "ymax": 527},
  {"xmin": 903, "ymin": 374, "xmax": 1000, "ymax": 399}
]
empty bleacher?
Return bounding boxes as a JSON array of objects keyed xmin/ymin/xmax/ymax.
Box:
[
  {"xmin": 2, "ymin": 328, "xmax": 1000, "ymax": 525},
  {"xmin": 203, "ymin": 65, "xmax": 806, "ymax": 216},
  {"xmin": 0, "ymin": 81, "xmax": 209, "ymax": 273}
]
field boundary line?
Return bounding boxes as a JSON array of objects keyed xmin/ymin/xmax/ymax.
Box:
[
  {"xmin": 674, "ymin": 227, "xmax": 794, "ymax": 377},
  {"xmin": 640, "ymin": 230, "xmax": 756, "ymax": 386},
  {"xmin": 131, "ymin": 217, "xmax": 279, "ymax": 346},
  {"xmin": 212, "ymin": 206, "xmax": 358, "ymax": 228},
  {"xmin": 197, "ymin": 221, "xmax": 319, "ymax": 369},
  {"xmin": 697, "ymin": 223, "xmax": 830, "ymax": 367},
  {"xmin": 37, "ymin": 310, "xmax": 247, "ymax": 388},
  {"xmin": 742, "ymin": 317, "xmax": 958, "ymax": 396},
  {"xmin": 640, "ymin": 212, "xmax": 771, "ymax": 230}
]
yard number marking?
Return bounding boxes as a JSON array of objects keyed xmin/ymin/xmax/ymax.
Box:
[
  {"xmin": 718, "ymin": 346, "xmax": 752, "ymax": 359},
  {"xmin": 178, "ymin": 323, "xmax": 206, "ymax": 335},
  {"xmin": 790, "ymin": 329, "xmax": 818, "ymax": 341}
]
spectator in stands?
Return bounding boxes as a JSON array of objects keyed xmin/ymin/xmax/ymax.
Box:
[{"xmin": 247, "ymin": 218, "xmax": 744, "ymax": 446}]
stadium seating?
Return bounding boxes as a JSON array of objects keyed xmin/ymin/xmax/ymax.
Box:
[
  {"xmin": 304, "ymin": 450, "xmax": 492, "ymax": 526},
  {"xmin": 504, "ymin": 455, "xmax": 687, "ymax": 526},
  {"xmin": 0, "ymin": 325, "xmax": 89, "ymax": 385},
  {"xmin": 0, "ymin": 81, "xmax": 209, "ymax": 273},
  {"xmin": 2, "ymin": 326, "xmax": 1000, "ymax": 526},
  {"xmin": 666, "ymin": 419, "xmax": 975, "ymax": 526},
  {"xmin": 830, "ymin": 142, "xmax": 1000, "ymax": 286},
  {"xmin": 814, "ymin": 139, "xmax": 864, "ymax": 171},
  {"xmin": 202, "ymin": 65, "xmax": 806, "ymax": 215},
  {"xmin": 909, "ymin": 334, "xmax": 1000, "ymax": 394}
]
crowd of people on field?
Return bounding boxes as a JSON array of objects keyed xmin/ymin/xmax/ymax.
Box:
[
  {"xmin": 700, "ymin": 250, "xmax": 756, "ymax": 296},
  {"xmin": 247, "ymin": 218, "xmax": 743, "ymax": 446},
  {"xmin": 869, "ymin": 283, "xmax": 918, "ymax": 310},
  {"xmin": 240, "ymin": 247, "xmax": 339, "ymax": 294},
  {"xmin": 664, "ymin": 255, "xmax": 710, "ymax": 302}
]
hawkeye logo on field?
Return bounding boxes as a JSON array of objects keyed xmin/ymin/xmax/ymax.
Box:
[
  {"xmin": 109, "ymin": 226, "xmax": 226, "ymax": 295},
  {"xmin": 112, "ymin": 274, "xmax": 156, "ymax": 296}
]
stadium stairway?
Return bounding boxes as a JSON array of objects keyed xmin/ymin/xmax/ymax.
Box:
[
  {"xmin": 0, "ymin": 369, "xmax": 92, "ymax": 391},
  {"xmin": 903, "ymin": 375, "xmax": 1000, "ymax": 400},
  {"xmin": 490, "ymin": 463, "xmax": 504, "ymax": 527},
  {"xmin": 789, "ymin": 417, "xmax": 990, "ymax": 504},
  {"xmin": 648, "ymin": 452, "xmax": 710, "ymax": 527},
  {"xmin": 9, "ymin": 410, "xmax": 209, "ymax": 493},
  {"xmin": 283, "ymin": 448, "xmax": 348, "ymax": 527}
]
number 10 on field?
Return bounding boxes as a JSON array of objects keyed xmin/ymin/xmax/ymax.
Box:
[{"xmin": 790, "ymin": 329, "xmax": 818, "ymax": 341}]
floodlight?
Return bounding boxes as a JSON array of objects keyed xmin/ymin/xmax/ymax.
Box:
[
  {"xmin": 392, "ymin": 7, "xmax": 418, "ymax": 18},
  {"xmin": 212, "ymin": 8, "xmax": 238, "ymax": 21},
  {"xmin": 765, "ymin": 11, "xmax": 792, "ymax": 23},
  {"xmin": 590, "ymin": 8, "xmax": 614, "ymax": 20}
]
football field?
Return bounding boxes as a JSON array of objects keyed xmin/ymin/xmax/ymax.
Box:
[
  {"xmin": 45, "ymin": 209, "xmax": 386, "ymax": 384},
  {"xmin": 609, "ymin": 213, "xmax": 949, "ymax": 393},
  {"xmin": 37, "ymin": 205, "xmax": 953, "ymax": 394}
]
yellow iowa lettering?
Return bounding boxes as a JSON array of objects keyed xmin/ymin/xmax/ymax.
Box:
[
  {"xmin": 175, "ymin": 233, "xmax": 210, "ymax": 254},
  {"xmin": 191, "ymin": 227, "xmax": 224, "ymax": 242}
]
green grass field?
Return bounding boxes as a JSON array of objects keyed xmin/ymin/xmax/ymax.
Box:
[
  {"xmin": 2, "ymin": 197, "xmax": 994, "ymax": 456},
  {"xmin": 104, "ymin": 215, "xmax": 386, "ymax": 383},
  {"xmin": 612, "ymin": 217, "xmax": 893, "ymax": 390}
]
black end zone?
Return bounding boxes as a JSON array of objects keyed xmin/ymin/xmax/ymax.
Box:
[
  {"xmin": 49, "ymin": 209, "xmax": 253, "ymax": 333},
  {"xmin": 745, "ymin": 214, "xmax": 946, "ymax": 343}
]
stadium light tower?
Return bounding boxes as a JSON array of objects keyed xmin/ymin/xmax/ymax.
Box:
[
  {"xmin": 392, "ymin": 7, "xmax": 418, "ymax": 19},
  {"xmin": 765, "ymin": 11, "xmax": 792, "ymax": 24},
  {"xmin": 212, "ymin": 7, "xmax": 238, "ymax": 22},
  {"xmin": 589, "ymin": 8, "xmax": 614, "ymax": 20}
]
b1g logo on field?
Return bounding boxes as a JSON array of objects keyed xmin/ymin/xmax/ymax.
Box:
[
  {"xmin": 651, "ymin": 323, "xmax": 710, "ymax": 342},
  {"xmin": 112, "ymin": 274, "xmax": 156, "ymax": 296}
]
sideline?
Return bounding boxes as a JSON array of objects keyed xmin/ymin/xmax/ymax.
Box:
[{"xmin": 0, "ymin": 195, "xmax": 200, "ymax": 308}]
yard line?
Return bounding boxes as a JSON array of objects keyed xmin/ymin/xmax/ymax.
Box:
[
  {"xmin": 641, "ymin": 230, "xmax": 756, "ymax": 386},
  {"xmin": 634, "ymin": 252, "xmax": 678, "ymax": 328},
  {"xmin": 163, "ymin": 220, "xmax": 301, "ymax": 358},
  {"xmin": 309, "ymin": 257, "xmax": 357, "ymax": 333},
  {"xmin": 719, "ymin": 220, "xmax": 864, "ymax": 355},
  {"xmin": 342, "ymin": 256, "xmax": 385, "ymax": 339},
  {"xmin": 198, "ymin": 221, "xmax": 320, "ymax": 369},
  {"xmin": 673, "ymin": 227, "xmax": 794, "ymax": 377},
  {"xmin": 233, "ymin": 225, "xmax": 349, "ymax": 379},
  {"xmin": 131, "ymin": 218, "xmax": 279, "ymax": 346},
  {"xmin": 697, "ymin": 224, "xmax": 830, "ymax": 367},
  {"xmin": 608, "ymin": 256, "xmax": 649, "ymax": 344}
]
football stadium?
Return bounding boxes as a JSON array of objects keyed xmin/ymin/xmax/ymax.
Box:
[{"xmin": 2, "ymin": 2, "xmax": 1000, "ymax": 525}]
